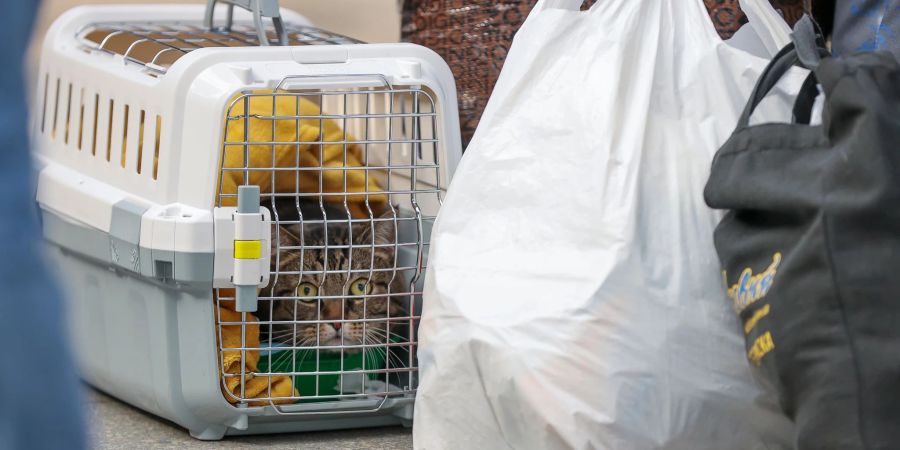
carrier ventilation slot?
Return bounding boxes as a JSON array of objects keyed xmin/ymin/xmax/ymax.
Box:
[
  {"xmin": 40, "ymin": 73, "xmax": 49, "ymax": 133},
  {"xmin": 91, "ymin": 94, "xmax": 99, "ymax": 156},
  {"xmin": 37, "ymin": 79, "xmax": 164, "ymax": 181},
  {"xmin": 78, "ymin": 22, "xmax": 361, "ymax": 75},
  {"xmin": 106, "ymin": 99, "xmax": 114, "ymax": 162},
  {"xmin": 153, "ymin": 115, "xmax": 161, "ymax": 180},
  {"xmin": 63, "ymin": 83, "xmax": 73, "ymax": 145},
  {"xmin": 51, "ymin": 78, "xmax": 60, "ymax": 139},
  {"xmin": 136, "ymin": 110, "xmax": 145, "ymax": 174},
  {"xmin": 120, "ymin": 105, "xmax": 129, "ymax": 168},
  {"xmin": 77, "ymin": 88, "xmax": 85, "ymax": 150}
]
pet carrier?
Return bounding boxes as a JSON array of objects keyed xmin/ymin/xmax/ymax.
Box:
[{"xmin": 32, "ymin": 1, "xmax": 461, "ymax": 440}]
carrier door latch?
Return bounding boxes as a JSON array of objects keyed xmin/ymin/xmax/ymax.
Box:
[{"xmin": 213, "ymin": 185, "xmax": 271, "ymax": 312}]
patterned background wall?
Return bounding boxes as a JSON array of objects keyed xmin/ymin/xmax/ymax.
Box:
[{"xmin": 402, "ymin": 0, "xmax": 812, "ymax": 147}]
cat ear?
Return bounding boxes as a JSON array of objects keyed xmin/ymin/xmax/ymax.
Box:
[
  {"xmin": 351, "ymin": 209, "xmax": 397, "ymax": 252},
  {"xmin": 372, "ymin": 209, "xmax": 397, "ymax": 247},
  {"xmin": 371, "ymin": 210, "xmax": 399, "ymax": 266},
  {"xmin": 272, "ymin": 224, "xmax": 301, "ymax": 254}
]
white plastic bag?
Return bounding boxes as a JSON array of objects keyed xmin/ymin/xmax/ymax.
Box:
[
  {"xmin": 729, "ymin": 0, "xmax": 793, "ymax": 58},
  {"xmin": 738, "ymin": 0, "xmax": 793, "ymax": 56},
  {"xmin": 415, "ymin": 0, "xmax": 804, "ymax": 449}
]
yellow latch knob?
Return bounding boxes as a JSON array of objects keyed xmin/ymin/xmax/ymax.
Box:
[{"xmin": 233, "ymin": 240, "xmax": 262, "ymax": 260}]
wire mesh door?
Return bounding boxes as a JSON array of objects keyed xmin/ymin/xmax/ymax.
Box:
[{"xmin": 215, "ymin": 81, "xmax": 442, "ymax": 410}]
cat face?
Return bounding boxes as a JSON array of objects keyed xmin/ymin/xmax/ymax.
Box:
[{"xmin": 261, "ymin": 215, "xmax": 406, "ymax": 352}]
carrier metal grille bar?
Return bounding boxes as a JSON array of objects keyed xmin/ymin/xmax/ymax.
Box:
[
  {"xmin": 78, "ymin": 22, "xmax": 361, "ymax": 74},
  {"xmin": 215, "ymin": 83, "xmax": 440, "ymax": 412}
]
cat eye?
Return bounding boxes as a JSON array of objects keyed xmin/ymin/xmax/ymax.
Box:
[
  {"xmin": 295, "ymin": 282, "xmax": 318, "ymax": 302},
  {"xmin": 349, "ymin": 278, "xmax": 372, "ymax": 296}
]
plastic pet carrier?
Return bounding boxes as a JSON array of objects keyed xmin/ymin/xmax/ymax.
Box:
[{"xmin": 32, "ymin": 0, "xmax": 461, "ymax": 440}]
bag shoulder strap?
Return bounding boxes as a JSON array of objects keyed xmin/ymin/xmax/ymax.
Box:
[
  {"xmin": 792, "ymin": 72, "xmax": 819, "ymax": 125},
  {"xmin": 736, "ymin": 15, "xmax": 830, "ymax": 129}
]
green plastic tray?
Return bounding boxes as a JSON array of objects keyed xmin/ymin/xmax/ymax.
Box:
[{"xmin": 257, "ymin": 344, "xmax": 389, "ymax": 402}]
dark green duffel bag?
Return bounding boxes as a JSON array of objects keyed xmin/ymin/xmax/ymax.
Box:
[{"xmin": 705, "ymin": 16, "xmax": 900, "ymax": 450}]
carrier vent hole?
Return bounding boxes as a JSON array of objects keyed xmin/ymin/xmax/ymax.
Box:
[
  {"xmin": 120, "ymin": 105, "xmax": 129, "ymax": 168},
  {"xmin": 40, "ymin": 73, "xmax": 48, "ymax": 133},
  {"xmin": 77, "ymin": 88, "xmax": 85, "ymax": 150},
  {"xmin": 136, "ymin": 110, "xmax": 145, "ymax": 174},
  {"xmin": 51, "ymin": 78, "xmax": 60, "ymax": 139},
  {"xmin": 63, "ymin": 82, "xmax": 73, "ymax": 145},
  {"xmin": 91, "ymin": 94, "xmax": 99, "ymax": 156},
  {"xmin": 155, "ymin": 260, "xmax": 173, "ymax": 282},
  {"xmin": 152, "ymin": 115, "xmax": 162, "ymax": 180},
  {"xmin": 105, "ymin": 99, "xmax": 114, "ymax": 162}
]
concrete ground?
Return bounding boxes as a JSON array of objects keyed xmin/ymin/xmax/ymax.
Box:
[{"xmin": 86, "ymin": 388, "xmax": 412, "ymax": 449}]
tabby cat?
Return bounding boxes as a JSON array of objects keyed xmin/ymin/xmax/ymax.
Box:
[{"xmin": 258, "ymin": 202, "xmax": 406, "ymax": 353}]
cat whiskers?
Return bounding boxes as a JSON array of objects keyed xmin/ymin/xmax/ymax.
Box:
[
  {"xmin": 269, "ymin": 331, "xmax": 308, "ymax": 344},
  {"xmin": 260, "ymin": 335, "xmax": 317, "ymax": 376},
  {"xmin": 363, "ymin": 328, "xmax": 411, "ymax": 370},
  {"xmin": 365, "ymin": 326, "xmax": 408, "ymax": 344}
]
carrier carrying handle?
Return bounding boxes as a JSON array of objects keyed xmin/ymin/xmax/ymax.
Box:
[{"xmin": 205, "ymin": 0, "xmax": 288, "ymax": 46}]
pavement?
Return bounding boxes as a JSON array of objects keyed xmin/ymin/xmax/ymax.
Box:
[{"xmin": 86, "ymin": 388, "xmax": 413, "ymax": 449}]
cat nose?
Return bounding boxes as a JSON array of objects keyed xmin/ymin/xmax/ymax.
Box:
[{"xmin": 333, "ymin": 322, "xmax": 342, "ymax": 331}]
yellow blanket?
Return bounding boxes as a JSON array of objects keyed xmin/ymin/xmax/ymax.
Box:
[
  {"xmin": 219, "ymin": 92, "xmax": 387, "ymax": 218},
  {"xmin": 216, "ymin": 93, "xmax": 386, "ymax": 405},
  {"xmin": 218, "ymin": 295, "xmax": 297, "ymax": 406}
]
